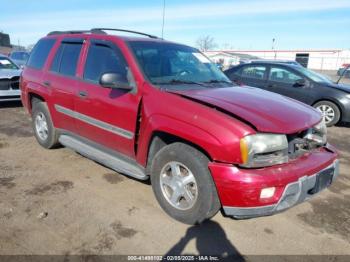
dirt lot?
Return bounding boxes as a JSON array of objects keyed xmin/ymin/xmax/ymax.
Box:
[{"xmin": 0, "ymin": 101, "xmax": 349, "ymax": 258}]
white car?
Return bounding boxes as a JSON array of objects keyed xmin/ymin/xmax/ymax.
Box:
[{"xmin": 0, "ymin": 55, "xmax": 21, "ymax": 102}]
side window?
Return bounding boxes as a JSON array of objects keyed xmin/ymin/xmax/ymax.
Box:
[
  {"xmin": 269, "ymin": 67, "xmax": 302, "ymax": 84},
  {"xmin": 50, "ymin": 42, "xmax": 83, "ymax": 77},
  {"xmin": 83, "ymin": 43, "xmax": 129, "ymax": 84},
  {"xmin": 241, "ymin": 66, "xmax": 266, "ymax": 80},
  {"xmin": 27, "ymin": 38, "xmax": 56, "ymax": 69}
]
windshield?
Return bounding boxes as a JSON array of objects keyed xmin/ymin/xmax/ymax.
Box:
[
  {"xmin": 128, "ymin": 41, "xmax": 232, "ymax": 88},
  {"xmin": 0, "ymin": 57, "xmax": 19, "ymax": 70},
  {"xmin": 295, "ymin": 66, "xmax": 333, "ymax": 84}
]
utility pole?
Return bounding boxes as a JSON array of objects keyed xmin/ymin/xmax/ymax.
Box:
[
  {"xmin": 161, "ymin": 0, "xmax": 166, "ymax": 39},
  {"xmin": 272, "ymin": 38, "xmax": 277, "ymax": 59}
]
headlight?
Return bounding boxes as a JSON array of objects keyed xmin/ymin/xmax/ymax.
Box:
[
  {"xmin": 305, "ymin": 118, "xmax": 327, "ymax": 145},
  {"xmin": 240, "ymin": 134, "xmax": 288, "ymax": 168},
  {"xmin": 346, "ymin": 94, "xmax": 350, "ymax": 99}
]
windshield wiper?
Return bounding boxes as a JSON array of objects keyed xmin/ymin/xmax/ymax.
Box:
[
  {"xmin": 202, "ymin": 79, "xmax": 232, "ymax": 84},
  {"xmin": 153, "ymin": 79, "xmax": 206, "ymax": 86}
]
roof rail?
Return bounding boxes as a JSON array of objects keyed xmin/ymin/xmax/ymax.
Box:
[
  {"xmin": 47, "ymin": 30, "xmax": 107, "ymax": 36},
  {"xmin": 47, "ymin": 28, "xmax": 159, "ymax": 39},
  {"xmin": 91, "ymin": 28, "xmax": 159, "ymax": 39}
]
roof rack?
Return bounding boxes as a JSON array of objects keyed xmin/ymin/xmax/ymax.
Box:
[
  {"xmin": 47, "ymin": 28, "xmax": 159, "ymax": 39},
  {"xmin": 47, "ymin": 30, "xmax": 105, "ymax": 36},
  {"xmin": 91, "ymin": 28, "xmax": 159, "ymax": 39}
]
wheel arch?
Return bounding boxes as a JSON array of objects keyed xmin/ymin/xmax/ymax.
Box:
[
  {"xmin": 28, "ymin": 92, "xmax": 46, "ymax": 113},
  {"xmin": 146, "ymin": 131, "xmax": 213, "ymax": 173}
]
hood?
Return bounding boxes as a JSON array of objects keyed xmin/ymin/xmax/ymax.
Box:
[
  {"xmin": 326, "ymin": 82, "xmax": 350, "ymax": 93},
  {"xmin": 170, "ymin": 86, "xmax": 321, "ymax": 134},
  {"xmin": 0, "ymin": 69, "xmax": 21, "ymax": 79}
]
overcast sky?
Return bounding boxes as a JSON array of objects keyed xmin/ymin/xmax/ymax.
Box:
[{"xmin": 1, "ymin": 0, "xmax": 350, "ymax": 50}]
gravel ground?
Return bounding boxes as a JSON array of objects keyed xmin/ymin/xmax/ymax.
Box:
[{"xmin": 0, "ymin": 100, "xmax": 349, "ymax": 258}]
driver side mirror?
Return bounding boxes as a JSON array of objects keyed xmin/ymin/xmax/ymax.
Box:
[
  {"xmin": 294, "ymin": 78, "xmax": 305, "ymax": 87},
  {"xmin": 99, "ymin": 73, "xmax": 132, "ymax": 90}
]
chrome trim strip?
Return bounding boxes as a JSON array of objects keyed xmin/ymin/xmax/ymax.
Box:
[{"xmin": 54, "ymin": 104, "xmax": 134, "ymax": 139}]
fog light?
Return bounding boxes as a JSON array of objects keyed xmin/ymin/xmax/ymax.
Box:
[{"xmin": 260, "ymin": 187, "xmax": 276, "ymax": 199}]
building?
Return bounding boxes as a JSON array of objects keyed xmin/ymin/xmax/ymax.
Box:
[
  {"xmin": 205, "ymin": 49, "xmax": 350, "ymax": 71},
  {"xmin": 0, "ymin": 32, "xmax": 12, "ymax": 55},
  {"xmin": 205, "ymin": 51, "xmax": 259, "ymax": 69}
]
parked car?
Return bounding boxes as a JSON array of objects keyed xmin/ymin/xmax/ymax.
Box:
[
  {"xmin": 225, "ymin": 62, "xmax": 350, "ymax": 126},
  {"xmin": 0, "ymin": 55, "xmax": 21, "ymax": 102},
  {"xmin": 337, "ymin": 63, "xmax": 350, "ymax": 78},
  {"xmin": 21, "ymin": 29, "xmax": 338, "ymax": 224},
  {"xmin": 9, "ymin": 51, "xmax": 30, "ymax": 68},
  {"xmin": 241, "ymin": 59, "xmax": 302, "ymax": 67}
]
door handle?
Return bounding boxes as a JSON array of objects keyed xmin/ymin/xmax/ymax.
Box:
[
  {"xmin": 43, "ymin": 81, "xmax": 51, "ymax": 87},
  {"xmin": 78, "ymin": 91, "xmax": 88, "ymax": 98}
]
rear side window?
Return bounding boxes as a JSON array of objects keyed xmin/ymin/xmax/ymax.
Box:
[
  {"xmin": 241, "ymin": 65, "xmax": 266, "ymax": 80},
  {"xmin": 226, "ymin": 67, "xmax": 242, "ymax": 78},
  {"xmin": 27, "ymin": 38, "xmax": 56, "ymax": 69},
  {"xmin": 83, "ymin": 43, "xmax": 128, "ymax": 83},
  {"xmin": 50, "ymin": 42, "xmax": 83, "ymax": 77}
]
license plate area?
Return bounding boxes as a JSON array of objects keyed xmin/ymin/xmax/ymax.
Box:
[{"xmin": 309, "ymin": 167, "xmax": 334, "ymax": 194}]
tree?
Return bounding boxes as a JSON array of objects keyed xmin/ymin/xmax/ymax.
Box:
[{"xmin": 195, "ymin": 35, "xmax": 217, "ymax": 51}]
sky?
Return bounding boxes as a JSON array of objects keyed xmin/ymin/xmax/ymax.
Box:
[{"xmin": 1, "ymin": 0, "xmax": 350, "ymax": 50}]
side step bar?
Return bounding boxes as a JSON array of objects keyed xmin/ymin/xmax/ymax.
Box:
[{"xmin": 58, "ymin": 135, "xmax": 148, "ymax": 180}]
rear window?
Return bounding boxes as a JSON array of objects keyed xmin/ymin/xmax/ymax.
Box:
[
  {"xmin": 10, "ymin": 52, "xmax": 29, "ymax": 61},
  {"xmin": 27, "ymin": 38, "xmax": 56, "ymax": 69},
  {"xmin": 50, "ymin": 42, "xmax": 83, "ymax": 77}
]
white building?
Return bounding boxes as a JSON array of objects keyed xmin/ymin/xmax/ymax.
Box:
[{"xmin": 205, "ymin": 49, "xmax": 350, "ymax": 71}]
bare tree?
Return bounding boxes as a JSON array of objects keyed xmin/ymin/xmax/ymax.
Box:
[{"xmin": 195, "ymin": 35, "xmax": 217, "ymax": 51}]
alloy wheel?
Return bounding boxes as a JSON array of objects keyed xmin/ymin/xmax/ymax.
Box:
[
  {"xmin": 35, "ymin": 112, "xmax": 49, "ymax": 141},
  {"xmin": 159, "ymin": 161, "xmax": 198, "ymax": 210},
  {"xmin": 316, "ymin": 104, "xmax": 335, "ymax": 124}
]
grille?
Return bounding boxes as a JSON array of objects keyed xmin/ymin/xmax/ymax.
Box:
[{"xmin": 0, "ymin": 77, "xmax": 20, "ymax": 90}]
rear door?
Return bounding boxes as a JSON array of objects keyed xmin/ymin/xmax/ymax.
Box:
[
  {"xmin": 266, "ymin": 65, "xmax": 313, "ymax": 104},
  {"xmin": 74, "ymin": 39, "xmax": 141, "ymax": 158},
  {"xmin": 44, "ymin": 38, "xmax": 84, "ymax": 133},
  {"xmin": 239, "ymin": 64, "xmax": 268, "ymax": 89}
]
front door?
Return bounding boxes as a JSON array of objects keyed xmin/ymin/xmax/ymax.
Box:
[
  {"xmin": 74, "ymin": 40, "xmax": 141, "ymax": 158},
  {"xmin": 266, "ymin": 66, "xmax": 313, "ymax": 104}
]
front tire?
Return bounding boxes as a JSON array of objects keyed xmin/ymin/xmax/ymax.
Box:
[
  {"xmin": 150, "ymin": 143, "xmax": 221, "ymax": 224},
  {"xmin": 32, "ymin": 101, "xmax": 59, "ymax": 149},
  {"xmin": 313, "ymin": 101, "xmax": 341, "ymax": 127}
]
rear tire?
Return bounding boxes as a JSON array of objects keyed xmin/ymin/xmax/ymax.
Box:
[
  {"xmin": 150, "ymin": 143, "xmax": 221, "ymax": 224},
  {"xmin": 313, "ymin": 101, "xmax": 340, "ymax": 127},
  {"xmin": 32, "ymin": 101, "xmax": 59, "ymax": 149}
]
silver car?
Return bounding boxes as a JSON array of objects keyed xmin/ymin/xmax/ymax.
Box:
[{"xmin": 0, "ymin": 55, "xmax": 21, "ymax": 102}]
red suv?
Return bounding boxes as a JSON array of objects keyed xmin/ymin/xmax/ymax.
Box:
[{"xmin": 21, "ymin": 29, "xmax": 339, "ymax": 224}]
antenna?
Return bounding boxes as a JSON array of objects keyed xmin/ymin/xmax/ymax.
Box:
[{"xmin": 161, "ymin": 0, "xmax": 166, "ymax": 38}]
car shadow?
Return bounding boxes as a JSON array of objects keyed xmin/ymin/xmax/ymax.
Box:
[
  {"xmin": 336, "ymin": 122, "xmax": 350, "ymax": 128},
  {"xmin": 0, "ymin": 101, "xmax": 22, "ymax": 109},
  {"xmin": 163, "ymin": 220, "xmax": 245, "ymax": 261}
]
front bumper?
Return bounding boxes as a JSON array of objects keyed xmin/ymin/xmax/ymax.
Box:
[
  {"xmin": 0, "ymin": 89, "xmax": 21, "ymax": 101},
  {"xmin": 223, "ymin": 160, "xmax": 339, "ymax": 218},
  {"xmin": 208, "ymin": 145, "xmax": 338, "ymax": 219}
]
